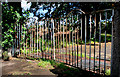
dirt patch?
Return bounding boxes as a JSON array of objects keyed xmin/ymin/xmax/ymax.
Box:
[{"xmin": 2, "ymin": 58, "xmax": 56, "ymax": 76}]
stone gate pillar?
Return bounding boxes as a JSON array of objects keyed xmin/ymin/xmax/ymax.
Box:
[{"xmin": 111, "ymin": 3, "xmax": 120, "ymax": 77}]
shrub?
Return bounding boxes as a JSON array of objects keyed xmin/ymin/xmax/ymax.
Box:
[{"xmin": 2, "ymin": 51, "xmax": 9, "ymax": 61}]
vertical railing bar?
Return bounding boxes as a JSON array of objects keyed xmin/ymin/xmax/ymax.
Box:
[
  {"xmin": 85, "ymin": 15, "xmax": 87, "ymax": 70},
  {"xmin": 50, "ymin": 19, "xmax": 53, "ymax": 59},
  {"xmin": 94, "ymin": 14, "xmax": 96, "ymax": 72},
  {"xmin": 39, "ymin": 22, "xmax": 40, "ymax": 58},
  {"xmin": 89, "ymin": 14, "xmax": 92, "ymax": 71},
  {"xmin": 53, "ymin": 19, "xmax": 55, "ymax": 60},
  {"xmin": 19, "ymin": 23, "xmax": 20, "ymax": 56},
  {"xmin": 24, "ymin": 24, "xmax": 25, "ymax": 58},
  {"xmin": 69, "ymin": 18, "xmax": 71, "ymax": 65},
  {"xmin": 80, "ymin": 16, "xmax": 83, "ymax": 69},
  {"xmin": 26, "ymin": 23, "xmax": 27, "ymax": 57},
  {"xmin": 20, "ymin": 24, "xmax": 22, "ymax": 56},
  {"xmin": 111, "ymin": 9, "xmax": 114, "ymax": 75},
  {"xmin": 58, "ymin": 19, "xmax": 60, "ymax": 62},
  {"xmin": 55, "ymin": 20, "xmax": 57, "ymax": 61},
  {"xmin": 15, "ymin": 24, "xmax": 16, "ymax": 55},
  {"xmin": 38, "ymin": 22, "xmax": 39, "ymax": 57},
  {"xmin": 99, "ymin": 12, "xmax": 102, "ymax": 73},
  {"xmin": 17, "ymin": 24, "xmax": 18, "ymax": 50},
  {"xmin": 34, "ymin": 23, "xmax": 35, "ymax": 58},
  {"xmin": 42, "ymin": 21, "xmax": 44, "ymax": 58},
  {"xmin": 47, "ymin": 19, "xmax": 49, "ymax": 59},
  {"xmin": 66, "ymin": 18, "xmax": 68, "ymax": 63},
  {"xmin": 32, "ymin": 22, "xmax": 33, "ymax": 57},
  {"xmin": 37, "ymin": 21, "xmax": 38, "ymax": 58},
  {"xmin": 40, "ymin": 22, "xmax": 42, "ymax": 58},
  {"xmin": 104, "ymin": 11, "xmax": 107, "ymax": 76},
  {"xmin": 77, "ymin": 14, "xmax": 79, "ymax": 67},
  {"xmin": 74, "ymin": 16, "xmax": 76, "ymax": 67},
  {"xmin": 44, "ymin": 20, "xmax": 47, "ymax": 59},
  {"xmin": 30, "ymin": 27, "xmax": 31, "ymax": 57},
  {"xmin": 44, "ymin": 20, "xmax": 45, "ymax": 59},
  {"xmin": 60, "ymin": 18, "xmax": 62, "ymax": 62},
  {"xmin": 63, "ymin": 18, "xmax": 65, "ymax": 62},
  {"xmin": 72, "ymin": 15, "xmax": 74, "ymax": 66}
]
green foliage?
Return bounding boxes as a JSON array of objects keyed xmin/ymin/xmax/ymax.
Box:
[
  {"xmin": 105, "ymin": 69, "xmax": 111, "ymax": 76},
  {"xmin": 2, "ymin": 3, "xmax": 29, "ymax": 51},
  {"xmin": 101, "ymin": 34, "xmax": 112, "ymax": 42},
  {"xmin": 2, "ymin": 51, "xmax": 9, "ymax": 61}
]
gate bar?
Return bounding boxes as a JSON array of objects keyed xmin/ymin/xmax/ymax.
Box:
[
  {"xmin": 72, "ymin": 15, "xmax": 74, "ymax": 66},
  {"xmin": 94, "ymin": 14, "xmax": 96, "ymax": 72},
  {"xmin": 66, "ymin": 18, "xmax": 68, "ymax": 63},
  {"xmin": 80, "ymin": 16, "xmax": 83, "ymax": 69},
  {"xmin": 77, "ymin": 14, "xmax": 79, "ymax": 67},
  {"xmin": 111, "ymin": 9, "xmax": 114, "ymax": 75},
  {"xmin": 85, "ymin": 15, "xmax": 87, "ymax": 70},
  {"xmin": 104, "ymin": 11, "xmax": 107, "ymax": 75},
  {"xmin": 89, "ymin": 14, "xmax": 92, "ymax": 71},
  {"xmin": 99, "ymin": 13, "xmax": 102, "ymax": 73}
]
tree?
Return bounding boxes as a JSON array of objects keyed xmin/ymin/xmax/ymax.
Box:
[{"xmin": 2, "ymin": 2, "xmax": 27, "ymax": 51}]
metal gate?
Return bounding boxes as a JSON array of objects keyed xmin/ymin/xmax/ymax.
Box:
[{"xmin": 13, "ymin": 8, "xmax": 114, "ymax": 75}]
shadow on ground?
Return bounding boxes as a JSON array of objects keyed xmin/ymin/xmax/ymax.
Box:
[
  {"xmin": 41, "ymin": 58, "xmax": 110, "ymax": 77},
  {"xmin": 2, "ymin": 57, "xmax": 110, "ymax": 77}
]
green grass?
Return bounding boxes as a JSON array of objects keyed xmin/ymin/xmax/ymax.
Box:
[{"xmin": 37, "ymin": 59, "xmax": 53, "ymax": 68}]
